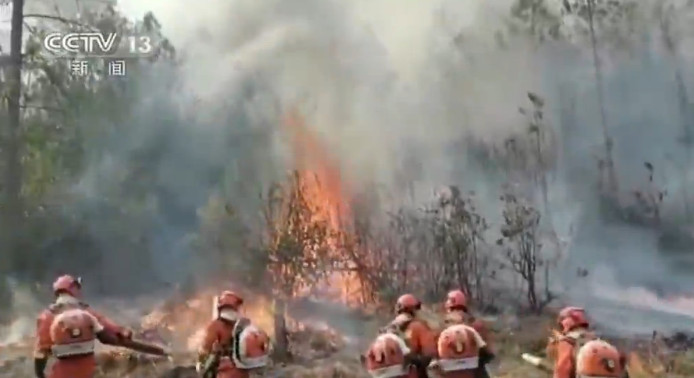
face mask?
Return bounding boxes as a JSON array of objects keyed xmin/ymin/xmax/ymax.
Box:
[
  {"xmin": 56, "ymin": 294, "xmax": 79, "ymax": 304},
  {"xmin": 219, "ymin": 309, "xmax": 239, "ymax": 321}
]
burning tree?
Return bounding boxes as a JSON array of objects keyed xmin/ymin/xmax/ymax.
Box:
[
  {"xmin": 498, "ymin": 191, "xmax": 555, "ymax": 313},
  {"xmin": 261, "ymin": 171, "xmax": 342, "ymax": 359}
]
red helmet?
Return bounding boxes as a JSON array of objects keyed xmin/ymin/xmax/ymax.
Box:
[
  {"xmin": 217, "ymin": 291, "xmax": 243, "ymax": 311},
  {"xmin": 558, "ymin": 306, "xmax": 589, "ymax": 332},
  {"xmin": 395, "ymin": 293, "xmax": 421, "ymax": 314},
  {"xmin": 445, "ymin": 290, "xmax": 468, "ymax": 311},
  {"xmin": 52, "ymin": 275, "xmax": 82, "ymax": 296}
]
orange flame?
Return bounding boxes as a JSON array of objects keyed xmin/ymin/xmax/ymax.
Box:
[
  {"xmin": 282, "ymin": 108, "xmax": 364, "ymax": 304},
  {"xmin": 141, "ymin": 288, "xmax": 275, "ymax": 352},
  {"xmin": 283, "ymin": 108, "xmax": 350, "ymax": 228}
]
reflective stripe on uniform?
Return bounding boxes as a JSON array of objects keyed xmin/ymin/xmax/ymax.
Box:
[
  {"xmin": 51, "ymin": 340, "xmax": 95, "ymax": 357},
  {"xmin": 435, "ymin": 356, "xmax": 479, "ymax": 371},
  {"xmin": 368, "ymin": 364, "xmax": 407, "ymax": 378},
  {"xmin": 234, "ymin": 354, "xmax": 270, "ymax": 369}
]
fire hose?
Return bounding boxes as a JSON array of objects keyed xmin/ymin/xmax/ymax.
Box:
[
  {"xmin": 118, "ymin": 338, "xmax": 170, "ymax": 357},
  {"xmin": 521, "ymin": 353, "xmax": 553, "ymax": 372}
]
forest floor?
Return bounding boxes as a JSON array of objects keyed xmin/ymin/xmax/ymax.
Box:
[{"xmin": 2, "ymin": 297, "xmax": 694, "ymax": 377}]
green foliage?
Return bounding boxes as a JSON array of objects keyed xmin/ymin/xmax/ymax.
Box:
[
  {"xmin": 0, "ymin": 4, "xmax": 178, "ymax": 284},
  {"xmin": 19, "ymin": 7, "xmax": 175, "ymax": 200}
]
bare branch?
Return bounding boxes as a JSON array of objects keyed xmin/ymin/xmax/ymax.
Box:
[{"xmin": 23, "ymin": 13, "xmax": 98, "ymax": 31}]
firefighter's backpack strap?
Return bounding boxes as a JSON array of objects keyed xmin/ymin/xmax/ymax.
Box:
[
  {"xmin": 566, "ymin": 331, "xmax": 594, "ymax": 367},
  {"xmin": 232, "ymin": 317, "xmax": 251, "ymax": 361}
]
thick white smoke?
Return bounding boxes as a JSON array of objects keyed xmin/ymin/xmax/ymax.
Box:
[
  {"xmin": 113, "ymin": 0, "xmax": 694, "ymax": 331},
  {"xmin": 116, "ymin": 0, "xmax": 547, "ymax": 199}
]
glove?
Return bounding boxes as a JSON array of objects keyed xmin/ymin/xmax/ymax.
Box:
[
  {"xmin": 428, "ymin": 359, "xmax": 442, "ymax": 372},
  {"xmin": 479, "ymin": 346, "xmax": 495, "ymax": 365},
  {"xmin": 119, "ymin": 328, "xmax": 133, "ymax": 339},
  {"xmin": 34, "ymin": 358, "xmax": 47, "ymax": 378},
  {"xmin": 407, "ymin": 353, "xmax": 432, "ymax": 366},
  {"xmin": 419, "ymin": 355, "xmax": 433, "ymax": 368}
]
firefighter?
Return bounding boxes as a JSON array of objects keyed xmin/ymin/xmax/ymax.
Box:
[
  {"xmin": 33, "ymin": 275, "xmax": 133, "ymax": 378},
  {"xmin": 428, "ymin": 290, "xmax": 494, "ymax": 378},
  {"xmin": 552, "ymin": 306, "xmax": 629, "ymax": 378},
  {"xmin": 364, "ymin": 293, "xmax": 437, "ymax": 377},
  {"xmin": 443, "ymin": 290, "xmax": 493, "ymax": 350},
  {"xmin": 196, "ymin": 291, "xmax": 271, "ymax": 378}
]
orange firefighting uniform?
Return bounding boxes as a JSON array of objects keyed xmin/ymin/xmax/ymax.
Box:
[
  {"xmin": 362, "ymin": 294, "xmax": 434, "ymax": 377},
  {"xmin": 404, "ymin": 317, "xmax": 438, "ymax": 359},
  {"xmin": 33, "ymin": 294, "xmax": 128, "ymax": 378},
  {"xmin": 198, "ymin": 317, "xmax": 246, "ymax": 378},
  {"xmin": 197, "ymin": 290, "xmax": 270, "ymax": 378},
  {"xmin": 387, "ymin": 313, "xmax": 438, "ymax": 377},
  {"xmin": 552, "ymin": 327, "xmax": 629, "ymax": 378}
]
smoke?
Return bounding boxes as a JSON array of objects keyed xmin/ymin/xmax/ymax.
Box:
[
  {"xmin": 2, "ymin": 0, "xmax": 693, "ymax": 334},
  {"xmin": 0, "ymin": 279, "xmax": 42, "ymax": 346},
  {"xmin": 133, "ymin": 0, "xmax": 552, "ymax": 215},
  {"xmin": 127, "ymin": 0, "xmax": 694, "ymax": 330}
]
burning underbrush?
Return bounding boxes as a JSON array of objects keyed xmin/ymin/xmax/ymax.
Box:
[
  {"xmin": 138, "ymin": 288, "xmax": 276, "ymax": 353},
  {"xmin": 0, "ymin": 287, "xmax": 370, "ymax": 377}
]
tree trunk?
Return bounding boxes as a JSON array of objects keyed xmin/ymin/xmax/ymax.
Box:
[
  {"xmin": 534, "ymin": 129, "xmax": 551, "ymax": 222},
  {"xmin": 272, "ymin": 297, "xmax": 290, "ymax": 361},
  {"xmin": 665, "ymin": 35, "xmax": 693, "ymax": 221},
  {"xmin": 6, "ymin": 0, "xmax": 24, "ymax": 259},
  {"xmin": 587, "ymin": 0, "xmax": 618, "ymax": 195},
  {"xmin": 0, "ymin": 0, "xmax": 24, "ymax": 322}
]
